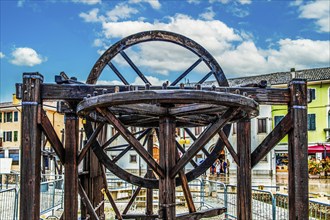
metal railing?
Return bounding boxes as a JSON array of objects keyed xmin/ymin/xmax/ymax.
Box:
[
  {"xmin": 40, "ymin": 178, "xmax": 64, "ymax": 216},
  {"xmin": 0, "ymin": 187, "xmax": 18, "ymax": 220},
  {"xmin": 204, "ymin": 179, "xmax": 330, "ymax": 220}
]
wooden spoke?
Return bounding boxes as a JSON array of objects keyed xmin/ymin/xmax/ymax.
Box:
[
  {"xmin": 96, "ymin": 107, "xmax": 164, "ymax": 178},
  {"xmin": 171, "ymin": 108, "xmax": 240, "ymax": 178},
  {"xmin": 78, "ymin": 180, "xmax": 100, "ymax": 220},
  {"xmin": 251, "ymin": 113, "xmax": 293, "ymax": 167},
  {"xmin": 78, "ymin": 122, "xmax": 104, "ymax": 165},
  {"xmin": 170, "ymin": 58, "xmax": 203, "ymax": 86},
  {"xmin": 198, "ymin": 71, "xmax": 213, "ymax": 84},
  {"xmin": 184, "ymin": 128, "xmax": 210, "ymax": 157},
  {"xmin": 107, "ymin": 61, "xmax": 129, "ymax": 85},
  {"xmin": 120, "ymin": 50, "xmax": 150, "ymax": 84},
  {"xmin": 39, "ymin": 110, "xmax": 65, "ymax": 164},
  {"xmin": 218, "ymin": 129, "xmax": 239, "ymax": 165}
]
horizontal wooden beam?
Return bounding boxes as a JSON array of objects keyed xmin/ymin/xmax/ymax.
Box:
[
  {"xmin": 39, "ymin": 110, "xmax": 65, "ymax": 164},
  {"xmin": 251, "ymin": 113, "xmax": 292, "ymax": 168},
  {"xmin": 19, "ymin": 83, "xmax": 291, "ymax": 104},
  {"xmin": 176, "ymin": 207, "xmax": 226, "ymax": 220}
]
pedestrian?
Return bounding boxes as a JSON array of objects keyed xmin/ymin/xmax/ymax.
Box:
[
  {"xmin": 226, "ymin": 159, "xmax": 230, "ymax": 175},
  {"xmin": 222, "ymin": 160, "xmax": 227, "ymax": 174},
  {"xmin": 216, "ymin": 160, "xmax": 221, "ymax": 177}
]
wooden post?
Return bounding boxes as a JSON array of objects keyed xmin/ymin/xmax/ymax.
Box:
[
  {"xmin": 20, "ymin": 72, "xmax": 43, "ymax": 220},
  {"xmin": 236, "ymin": 119, "xmax": 252, "ymax": 220},
  {"xmin": 146, "ymin": 133, "xmax": 154, "ymax": 216},
  {"xmin": 64, "ymin": 113, "xmax": 79, "ymax": 220},
  {"xmin": 288, "ymin": 79, "xmax": 308, "ymax": 219},
  {"xmin": 159, "ymin": 116, "xmax": 176, "ymax": 219}
]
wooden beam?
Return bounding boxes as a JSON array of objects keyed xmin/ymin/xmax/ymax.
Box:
[
  {"xmin": 78, "ymin": 123, "xmax": 104, "ymax": 164},
  {"xmin": 39, "ymin": 110, "xmax": 65, "ymax": 164},
  {"xmin": 288, "ymin": 79, "xmax": 308, "ymax": 219},
  {"xmin": 146, "ymin": 134, "xmax": 154, "ymax": 216},
  {"xmin": 20, "ymin": 72, "xmax": 43, "ymax": 220},
  {"xmin": 78, "ymin": 180, "xmax": 99, "ymax": 220},
  {"xmin": 184, "ymin": 128, "xmax": 210, "ymax": 157},
  {"xmin": 251, "ymin": 113, "xmax": 293, "ymax": 167},
  {"xmin": 101, "ymin": 166, "xmax": 122, "ymax": 220},
  {"xmin": 218, "ymin": 129, "xmax": 239, "ymax": 165},
  {"xmin": 64, "ymin": 113, "xmax": 79, "ymax": 220},
  {"xmin": 159, "ymin": 116, "xmax": 176, "ymax": 219},
  {"xmin": 38, "ymin": 83, "xmax": 291, "ymax": 105},
  {"xmin": 96, "ymin": 107, "xmax": 164, "ymax": 178},
  {"xmin": 122, "ymin": 185, "xmax": 143, "ymax": 215},
  {"xmin": 176, "ymin": 207, "xmax": 226, "ymax": 220},
  {"xmin": 236, "ymin": 119, "xmax": 252, "ymax": 220},
  {"xmin": 171, "ymin": 108, "xmax": 240, "ymax": 178}
]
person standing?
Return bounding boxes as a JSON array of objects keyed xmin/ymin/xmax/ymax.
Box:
[
  {"xmin": 222, "ymin": 160, "xmax": 227, "ymax": 174},
  {"xmin": 216, "ymin": 160, "xmax": 221, "ymax": 177},
  {"xmin": 226, "ymin": 159, "xmax": 230, "ymax": 175}
]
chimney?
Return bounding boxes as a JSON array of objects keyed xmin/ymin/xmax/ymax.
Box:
[
  {"xmin": 290, "ymin": 68, "xmax": 296, "ymax": 79},
  {"xmin": 12, "ymin": 94, "xmax": 20, "ymax": 105}
]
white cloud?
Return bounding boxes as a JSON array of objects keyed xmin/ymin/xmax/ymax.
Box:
[
  {"xmin": 187, "ymin": 0, "xmax": 201, "ymax": 4},
  {"xmin": 10, "ymin": 47, "xmax": 46, "ymax": 67},
  {"xmin": 0, "ymin": 52, "xmax": 5, "ymax": 59},
  {"xmin": 72, "ymin": 0, "xmax": 101, "ymax": 5},
  {"xmin": 133, "ymin": 75, "xmax": 167, "ymax": 85},
  {"xmin": 129, "ymin": 0, "xmax": 161, "ymax": 10},
  {"xmin": 238, "ymin": 0, "xmax": 251, "ymax": 5},
  {"xmin": 209, "ymin": 0, "xmax": 251, "ymax": 4},
  {"xmin": 79, "ymin": 8, "xmax": 100, "ymax": 22},
  {"xmin": 298, "ymin": 0, "xmax": 330, "ymax": 33},
  {"xmin": 199, "ymin": 7, "xmax": 215, "ymax": 21},
  {"xmin": 17, "ymin": 0, "xmax": 25, "ymax": 7},
  {"xmin": 106, "ymin": 4, "xmax": 139, "ymax": 22}
]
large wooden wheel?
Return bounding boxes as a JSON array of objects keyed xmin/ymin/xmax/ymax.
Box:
[{"xmin": 79, "ymin": 30, "xmax": 259, "ymax": 190}]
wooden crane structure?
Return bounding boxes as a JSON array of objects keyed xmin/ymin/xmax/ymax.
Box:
[{"xmin": 17, "ymin": 31, "xmax": 308, "ymax": 219}]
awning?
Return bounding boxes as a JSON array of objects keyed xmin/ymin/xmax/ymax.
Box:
[{"xmin": 308, "ymin": 144, "xmax": 330, "ymax": 154}]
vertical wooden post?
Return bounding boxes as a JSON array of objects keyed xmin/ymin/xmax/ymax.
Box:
[
  {"xmin": 236, "ymin": 119, "xmax": 252, "ymax": 220},
  {"xmin": 20, "ymin": 72, "xmax": 43, "ymax": 220},
  {"xmin": 64, "ymin": 113, "xmax": 79, "ymax": 220},
  {"xmin": 288, "ymin": 79, "xmax": 308, "ymax": 219},
  {"xmin": 159, "ymin": 116, "xmax": 176, "ymax": 219},
  {"xmin": 146, "ymin": 133, "xmax": 154, "ymax": 216}
]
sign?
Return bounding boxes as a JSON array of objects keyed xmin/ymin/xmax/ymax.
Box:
[{"xmin": 0, "ymin": 158, "xmax": 13, "ymax": 174}]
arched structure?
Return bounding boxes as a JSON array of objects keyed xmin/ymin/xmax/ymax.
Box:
[{"xmin": 18, "ymin": 30, "xmax": 308, "ymax": 220}]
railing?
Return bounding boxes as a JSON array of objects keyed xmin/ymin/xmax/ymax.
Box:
[
  {"xmin": 0, "ymin": 187, "xmax": 18, "ymax": 220},
  {"xmin": 40, "ymin": 178, "xmax": 64, "ymax": 216},
  {"xmin": 204, "ymin": 179, "xmax": 330, "ymax": 220}
]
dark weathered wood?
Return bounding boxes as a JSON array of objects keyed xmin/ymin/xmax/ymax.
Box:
[
  {"xmin": 108, "ymin": 61, "xmax": 129, "ymax": 85},
  {"xmin": 37, "ymin": 83, "xmax": 290, "ymax": 105},
  {"xmin": 121, "ymin": 214, "xmax": 157, "ymax": 219},
  {"xmin": 78, "ymin": 123, "xmax": 104, "ymax": 164},
  {"xmin": 176, "ymin": 207, "xmax": 226, "ymax": 220},
  {"xmin": 96, "ymin": 107, "xmax": 164, "ymax": 178},
  {"xmin": 175, "ymin": 141, "xmax": 198, "ymax": 168},
  {"xmin": 101, "ymin": 131, "xmax": 121, "ymax": 149},
  {"xmin": 146, "ymin": 134, "xmax": 154, "ymax": 216},
  {"xmin": 101, "ymin": 166, "xmax": 122, "ymax": 219},
  {"xmin": 78, "ymin": 180, "xmax": 99, "ymax": 220},
  {"xmin": 251, "ymin": 113, "xmax": 293, "ymax": 167},
  {"xmin": 64, "ymin": 113, "xmax": 79, "ymax": 220},
  {"xmin": 171, "ymin": 108, "xmax": 240, "ymax": 178},
  {"xmin": 176, "ymin": 149, "xmax": 196, "ymax": 213},
  {"xmin": 218, "ymin": 129, "xmax": 239, "ymax": 165},
  {"xmin": 123, "ymin": 184, "xmax": 143, "ymax": 214},
  {"xmin": 184, "ymin": 128, "xmax": 210, "ymax": 157},
  {"xmin": 288, "ymin": 79, "xmax": 308, "ymax": 219},
  {"xmin": 159, "ymin": 116, "xmax": 176, "ymax": 219},
  {"xmin": 236, "ymin": 119, "xmax": 251, "ymax": 220},
  {"xmin": 39, "ymin": 110, "xmax": 65, "ymax": 164},
  {"xmin": 20, "ymin": 72, "xmax": 43, "ymax": 220}
]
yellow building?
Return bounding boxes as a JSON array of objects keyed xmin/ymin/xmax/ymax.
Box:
[{"xmin": 0, "ymin": 95, "xmax": 65, "ymax": 172}]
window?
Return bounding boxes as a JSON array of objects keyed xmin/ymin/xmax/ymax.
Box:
[
  {"xmin": 130, "ymin": 155, "xmax": 137, "ymax": 163},
  {"xmin": 274, "ymin": 116, "xmax": 284, "ymax": 126},
  {"xmin": 195, "ymin": 127, "xmax": 202, "ymax": 135},
  {"xmin": 257, "ymin": 118, "xmax": 267, "ymax": 133},
  {"xmin": 3, "ymin": 131, "xmax": 12, "ymax": 142},
  {"xmin": 308, "ymin": 114, "xmax": 316, "ymax": 130},
  {"xmin": 310, "ymin": 89, "xmax": 316, "ymax": 100},
  {"xmin": 14, "ymin": 111, "xmax": 18, "ymax": 122},
  {"xmin": 9, "ymin": 150, "xmax": 19, "ymax": 165},
  {"xmin": 0, "ymin": 150, "xmax": 4, "ymax": 158},
  {"xmin": 0, "ymin": 112, "xmax": 2, "ymax": 122},
  {"xmin": 232, "ymin": 123, "xmax": 237, "ymax": 135},
  {"xmin": 14, "ymin": 131, "xmax": 18, "ymax": 142},
  {"xmin": 4, "ymin": 112, "xmax": 12, "ymax": 122}
]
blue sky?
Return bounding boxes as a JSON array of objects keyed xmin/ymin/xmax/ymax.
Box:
[{"xmin": 1, "ymin": 0, "xmax": 329, "ymax": 102}]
